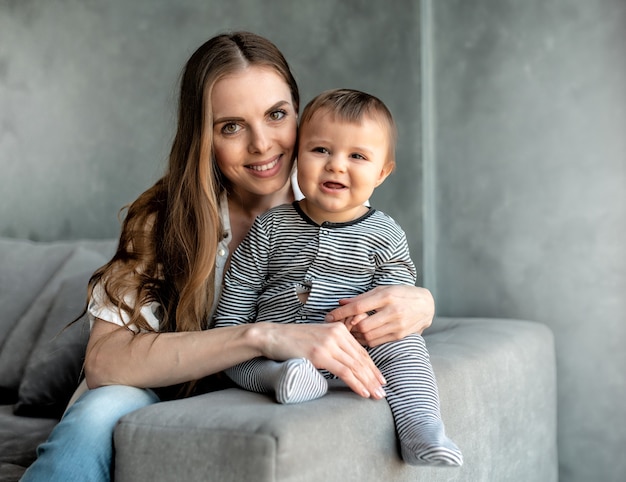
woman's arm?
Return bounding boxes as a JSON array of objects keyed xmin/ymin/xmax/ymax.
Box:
[
  {"xmin": 325, "ymin": 285, "xmax": 435, "ymax": 347},
  {"xmin": 85, "ymin": 318, "xmax": 387, "ymax": 399}
]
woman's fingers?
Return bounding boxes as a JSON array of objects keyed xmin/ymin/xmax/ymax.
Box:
[
  {"xmin": 326, "ymin": 323, "xmax": 387, "ymax": 397},
  {"xmin": 257, "ymin": 322, "xmax": 386, "ymax": 399},
  {"xmin": 325, "ymin": 285, "xmax": 435, "ymax": 347},
  {"xmin": 306, "ymin": 323, "xmax": 386, "ymax": 399}
]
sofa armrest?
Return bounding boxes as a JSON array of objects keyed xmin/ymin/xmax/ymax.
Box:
[{"xmin": 113, "ymin": 318, "xmax": 557, "ymax": 482}]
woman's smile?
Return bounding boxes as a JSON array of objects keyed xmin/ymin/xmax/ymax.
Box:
[{"xmin": 246, "ymin": 155, "xmax": 281, "ymax": 174}]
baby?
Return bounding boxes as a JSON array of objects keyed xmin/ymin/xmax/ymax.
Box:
[{"xmin": 213, "ymin": 88, "xmax": 462, "ymax": 467}]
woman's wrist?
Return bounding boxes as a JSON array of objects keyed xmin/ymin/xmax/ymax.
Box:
[{"xmin": 242, "ymin": 323, "xmax": 272, "ymax": 359}]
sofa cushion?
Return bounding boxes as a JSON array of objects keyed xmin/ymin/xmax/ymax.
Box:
[
  {"xmin": 0, "ymin": 462, "xmax": 27, "ymax": 482},
  {"xmin": 0, "ymin": 239, "xmax": 74, "ymax": 353},
  {"xmin": 0, "ymin": 247, "xmax": 105, "ymax": 403},
  {"xmin": 14, "ymin": 272, "xmax": 92, "ymax": 419},
  {"xmin": 0, "ymin": 405, "xmax": 57, "ymax": 470}
]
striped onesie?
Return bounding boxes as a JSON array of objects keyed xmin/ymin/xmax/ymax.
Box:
[{"xmin": 213, "ymin": 201, "xmax": 462, "ymax": 466}]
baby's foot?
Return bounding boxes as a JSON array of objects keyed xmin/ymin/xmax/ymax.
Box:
[
  {"xmin": 275, "ymin": 358, "xmax": 328, "ymax": 404},
  {"xmin": 400, "ymin": 419, "xmax": 463, "ymax": 467}
]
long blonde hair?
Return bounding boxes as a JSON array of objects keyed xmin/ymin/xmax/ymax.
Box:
[{"xmin": 88, "ymin": 32, "xmax": 299, "ymax": 353}]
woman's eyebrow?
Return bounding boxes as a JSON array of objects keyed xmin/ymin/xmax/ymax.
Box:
[
  {"xmin": 213, "ymin": 115, "xmax": 243, "ymax": 125},
  {"xmin": 265, "ymin": 100, "xmax": 291, "ymax": 115}
]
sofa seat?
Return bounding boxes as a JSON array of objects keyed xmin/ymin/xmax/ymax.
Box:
[{"xmin": 114, "ymin": 318, "xmax": 557, "ymax": 482}]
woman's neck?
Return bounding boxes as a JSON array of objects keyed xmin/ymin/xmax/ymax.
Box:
[
  {"xmin": 227, "ymin": 180, "xmax": 294, "ymax": 253},
  {"xmin": 229, "ymin": 181, "xmax": 294, "ymax": 221}
]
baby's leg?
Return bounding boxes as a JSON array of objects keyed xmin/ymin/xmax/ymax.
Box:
[
  {"xmin": 225, "ymin": 357, "xmax": 328, "ymax": 404},
  {"xmin": 369, "ymin": 334, "xmax": 463, "ymax": 466}
]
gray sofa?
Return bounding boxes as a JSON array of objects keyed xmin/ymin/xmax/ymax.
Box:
[{"xmin": 0, "ymin": 237, "xmax": 558, "ymax": 481}]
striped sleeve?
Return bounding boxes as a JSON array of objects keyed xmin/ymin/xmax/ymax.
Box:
[
  {"xmin": 370, "ymin": 216, "xmax": 417, "ymax": 287},
  {"xmin": 212, "ymin": 217, "xmax": 271, "ymax": 328}
]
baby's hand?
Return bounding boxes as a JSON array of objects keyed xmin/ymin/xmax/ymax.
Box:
[{"xmin": 340, "ymin": 313, "xmax": 369, "ymax": 336}]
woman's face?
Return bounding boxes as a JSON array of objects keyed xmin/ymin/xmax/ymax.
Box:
[{"xmin": 211, "ymin": 66, "xmax": 298, "ymax": 198}]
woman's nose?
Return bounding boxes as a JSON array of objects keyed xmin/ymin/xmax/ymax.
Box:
[{"xmin": 248, "ymin": 126, "xmax": 271, "ymax": 154}]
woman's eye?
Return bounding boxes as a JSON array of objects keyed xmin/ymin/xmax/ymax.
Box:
[
  {"xmin": 269, "ymin": 110, "xmax": 286, "ymax": 121},
  {"xmin": 221, "ymin": 123, "xmax": 241, "ymax": 135}
]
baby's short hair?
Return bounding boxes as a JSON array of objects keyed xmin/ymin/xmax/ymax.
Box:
[{"xmin": 299, "ymin": 88, "xmax": 397, "ymax": 167}]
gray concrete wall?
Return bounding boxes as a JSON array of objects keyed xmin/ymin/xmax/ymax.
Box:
[
  {"xmin": 5, "ymin": 1, "xmax": 625, "ymax": 480},
  {"xmin": 0, "ymin": 0, "xmax": 423, "ymax": 274},
  {"xmin": 428, "ymin": 1, "xmax": 626, "ymax": 481}
]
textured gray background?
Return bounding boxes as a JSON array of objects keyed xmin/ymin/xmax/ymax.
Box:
[
  {"xmin": 0, "ymin": 0, "xmax": 423, "ymax": 268},
  {"xmin": 2, "ymin": 1, "xmax": 625, "ymax": 481},
  {"xmin": 428, "ymin": 1, "xmax": 626, "ymax": 481}
]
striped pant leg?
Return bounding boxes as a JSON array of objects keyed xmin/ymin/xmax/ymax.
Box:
[
  {"xmin": 224, "ymin": 357, "xmax": 277, "ymax": 394},
  {"xmin": 225, "ymin": 357, "xmax": 328, "ymax": 404},
  {"xmin": 368, "ymin": 334, "xmax": 463, "ymax": 466}
]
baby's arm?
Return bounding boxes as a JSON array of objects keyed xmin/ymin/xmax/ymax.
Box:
[
  {"xmin": 212, "ymin": 220, "xmax": 269, "ymax": 328},
  {"xmin": 343, "ymin": 225, "xmax": 417, "ymax": 336},
  {"xmin": 213, "ymin": 219, "xmax": 329, "ymax": 404}
]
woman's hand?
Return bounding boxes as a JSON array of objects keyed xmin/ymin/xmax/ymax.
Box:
[
  {"xmin": 252, "ymin": 322, "xmax": 387, "ymax": 400},
  {"xmin": 87, "ymin": 317, "xmax": 386, "ymax": 398},
  {"xmin": 325, "ymin": 285, "xmax": 435, "ymax": 347}
]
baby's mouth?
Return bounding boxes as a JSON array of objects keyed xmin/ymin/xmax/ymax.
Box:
[{"xmin": 323, "ymin": 181, "xmax": 346, "ymax": 189}]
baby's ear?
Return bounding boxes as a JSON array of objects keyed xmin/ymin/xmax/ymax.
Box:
[{"xmin": 375, "ymin": 161, "xmax": 395, "ymax": 187}]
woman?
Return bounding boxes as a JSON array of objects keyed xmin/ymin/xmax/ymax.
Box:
[{"xmin": 21, "ymin": 31, "xmax": 434, "ymax": 481}]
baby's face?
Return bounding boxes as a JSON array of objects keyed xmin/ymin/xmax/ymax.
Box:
[{"xmin": 296, "ymin": 110, "xmax": 393, "ymax": 224}]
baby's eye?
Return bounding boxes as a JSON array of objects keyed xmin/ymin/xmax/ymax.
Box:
[
  {"xmin": 269, "ymin": 109, "xmax": 286, "ymax": 121},
  {"xmin": 350, "ymin": 153, "xmax": 366, "ymax": 160},
  {"xmin": 221, "ymin": 123, "xmax": 241, "ymax": 135},
  {"xmin": 312, "ymin": 147, "xmax": 329, "ymax": 154}
]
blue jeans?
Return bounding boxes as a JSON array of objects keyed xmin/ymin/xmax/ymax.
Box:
[{"xmin": 20, "ymin": 385, "xmax": 160, "ymax": 482}]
